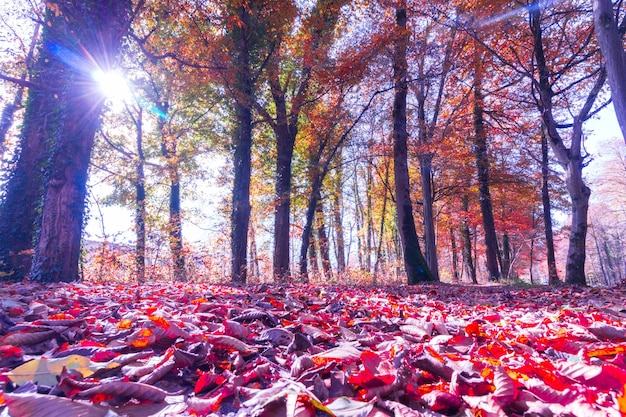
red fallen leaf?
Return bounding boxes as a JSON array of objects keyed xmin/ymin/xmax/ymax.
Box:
[
  {"xmin": 128, "ymin": 328, "xmax": 155, "ymax": 348},
  {"xmin": 71, "ymin": 381, "xmax": 169, "ymax": 403},
  {"xmin": 223, "ymin": 319, "xmax": 249, "ymax": 339},
  {"xmin": 7, "ymin": 307, "xmax": 25, "ymax": 317},
  {"xmin": 584, "ymin": 343, "xmax": 626, "ymax": 359},
  {"xmin": 421, "ymin": 390, "xmax": 463, "ymax": 413},
  {"xmin": 0, "ymin": 330, "xmax": 57, "ymax": 346},
  {"xmin": 587, "ymin": 322, "xmax": 626, "ymax": 342},
  {"xmin": 117, "ymin": 319, "xmax": 133, "ymax": 329},
  {"xmin": 194, "ymin": 371, "xmax": 226, "ymax": 394},
  {"xmin": 558, "ymin": 360, "xmax": 626, "ymax": 391},
  {"xmin": 4, "ymin": 392, "xmax": 110, "ymax": 417},
  {"xmin": 450, "ymin": 371, "xmax": 492, "ymax": 396},
  {"xmin": 207, "ymin": 334, "xmax": 255, "ymax": 353},
  {"xmin": 465, "ymin": 320, "xmax": 485, "ymax": 338},
  {"xmin": 492, "ymin": 367, "xmax": 517, "ymax": 406},
  {"xmin": 91, "ymin": 350, "xmax": 119, "ymax": 362},
  {"xmin": 311, "ymin": 344, "xmax": 361, "ymax": 366},
  {"xmin": 0, "ymin": 345, "xmax": 23, "ymax": 358}
]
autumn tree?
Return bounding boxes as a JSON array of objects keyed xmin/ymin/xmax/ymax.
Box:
[
  {"xmin": 393, "ymin": 2, "xmax": 435, "ymax": 284},
  {"xmin": 0, "ymin": 0, "xmax": 132, "ymax": 281}
]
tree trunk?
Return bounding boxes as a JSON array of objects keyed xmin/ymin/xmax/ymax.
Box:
[
  {"xmin": 541, "ymin": 129, "xmax": 560, "ymax": 284},
  {"xmin": 273, "ymin": 122, "xmax": 295, "ymax": 282},
  {"xmin": 230, "ymin": 6, "xmax": 254, "ymax": 284},
  {"xmin": 157, "ymin": 101, "xmax": 186, "ymax": 282},
  {"xmin": 298, "ymin": 174, "xmax": 322, "ymax": 280},
  {"xmin": 419, "ymin": 154, "xmax": 439, "ymax": 280},
  {"xmin": 330, "ymin": 164, "xmax": 346, "ymax": 273},
  {"xmin": 472, "ymin": 45, "xmax": 501, "ymax": 281},
  {"xmin": 450, "ymin": 228, "xmax": 460, "ymax": 282},
  {"xmin": 461, "ymin": 195, "xmax": 477, "ymax": 284},
  {"xmin": 29, "ymin": 0, "xmax": 131, "ymax": 282},
  {"xmin": 501, "ymin": 231, "xmax": 511, "ymax": 279},
  {"xmin": 134, "ymin": 107, "xmax": 146, "ymax": 283},
  {"xmin": 374, "ymin": 160, "xmax": 390, "ymax": 275},
  {"xmin": 392, "ymin": 4, "xmax": 434, "ymax": 284},
  {"xmin": 593, "ymin": 0, "xmax": 626, "ymax": 143},
  {"xmin": 529, "ymin": 1, "xmax": 605, "ymax": 285},
  {"xmin": 564, "ymin": 147, "xmax": 591, "ymax": 285},
  {"xmin": 316, "ymin": 202, "xmax": 332, "ymax": 280}
]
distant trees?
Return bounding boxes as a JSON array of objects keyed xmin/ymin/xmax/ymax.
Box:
[{"xmin": 1, "ymin": 0, "xmax": 621, "ymax": 285}]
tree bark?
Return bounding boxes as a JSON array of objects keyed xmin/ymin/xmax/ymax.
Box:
[
  {"xmin": 450, "ymin": 227, "xmax": 460, "ymax": 282},
  {"xmin": 529, "ymin": 1, "xmax": 604, "ymax": 285},
  {"xmin": 157, "ymin": 101, "xmax": 185, "ymax": 282},
  {"xmin": 30, "ymin": 0, "xmax": 131, "ymax": 282},
  {"xmin": 592, "ymin": 0, "xmax": 626, "ymax": 143},
  {"xmin": 134, "ymin": 107, "xmax": 146, "ymax": 283},
  {"xmin": 461, "ymin": 195, "xmax": 477, "ymax": 284},
  {"xmin": 472, "ymin": 45, "xmax": 501, "ymax": 281},
  {"xmin": 392, "ymin": 4, "xmax": 434, "ymax": 284},
  {"xmin": 541, "ymin": 129, "xmax": 560, "ymax": 284},
  {"xmin": 316, "ymin": 202, "xmax": 332, "ymax": 280},
  {"xmin": 230, "ymin": 5, "xmax": 254, "ymax": 284},
  {"xmin": 330, "ymin": 164, "xmax": 346, "ymax": 273}
]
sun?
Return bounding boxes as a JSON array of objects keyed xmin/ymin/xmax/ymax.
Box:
[{"xmin": 92, "ymin": 69, "xmax": 132, "ymax": 104}]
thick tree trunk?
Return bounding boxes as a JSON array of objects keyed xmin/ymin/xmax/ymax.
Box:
[
  {"xmin": 593, "ymin": 0, "xmax": 626, "ymax": 143},
  {"xmin": 0, "ymin": 77, "xmax": 52, "ymax": 279},
  {"xmin": 273, "ymin": 123, "xmax": 295, "ymax": 282},
  {"xmin": 472, "ymin": 46, "xmax": 500, "ymax": 281},
  {"xmin": 541, "ymin": 130, "xmax": 560, "ymax": 284},
  {"xmin": 393, "ymin": 5, "xmax": 434, "ymax": 284},
  {"xmin": 30, "ymin": 0, "xmax": 131, "ymax": 282},
  {"xmin": 529, "ymin": 1, "xmax": 605, "ymax": 285},
  {"xmin": 230, "ymin": 6, "xmax": 254, "ymax": 284},
  {"xmin": 564, "ymin": 148, "xmax": 590, "ymax": 285}
]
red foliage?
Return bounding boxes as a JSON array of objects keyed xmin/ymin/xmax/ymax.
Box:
[{"xmin": 0, "ymin": 282, "xmax": 625, "ymax": 416}]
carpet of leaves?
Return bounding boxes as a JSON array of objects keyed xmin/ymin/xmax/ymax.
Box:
[{"xmin": 1, "ymin": 281, "xmax": 626, "ymax": 417}]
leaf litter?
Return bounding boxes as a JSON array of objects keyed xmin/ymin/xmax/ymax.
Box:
[{"xmin": 0, "ymin": 281, "xmax": 625, "ymax": 416}]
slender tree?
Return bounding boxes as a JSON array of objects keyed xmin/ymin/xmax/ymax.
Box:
[{"xmin": 392, "ymin": 3, "xmax": 435, "ymax": 284}]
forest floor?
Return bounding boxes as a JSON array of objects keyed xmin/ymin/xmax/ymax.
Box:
[{"xmin": 0, "ymin": 280, "xmax": 625, "ymax": 416}]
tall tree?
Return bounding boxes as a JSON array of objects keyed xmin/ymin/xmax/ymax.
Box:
[
  {"xmin": 592, "ymin": 0, "xmax": 626, "ymax": 143},
  {"xmin": 253, "ymin": 0, "xmax": 344, "ymax": 281},
  {"xmin": 528, "ymin": 0, "xmax": 606, "ymax": 285},
  {"xmin": 540, "ymin": 129, "xmax": 559, "ymax": 284},
  {"xmin": 411, "ymin": 15, "xmax": 457, "ymax": 281},
  {"xmin": 1, "ymin": 0, "xmax": 132, "ymax": 281},
  {"xmin": 471, "ymin": 43, "xmax": 501, "ymax": 281},
  {"xmin": 392, "ymin": 3, "xmax": 435, "ymax": 284}
]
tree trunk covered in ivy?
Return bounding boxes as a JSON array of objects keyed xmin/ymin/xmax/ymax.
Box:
[
  {"xmin": 1, "ymin": 1, "xmax": 131, "ymax": 282},
  {"xmin": 32, "ymin": 0, "xmax": 131, "ymax": 282},
  {"xmin": 392, "ymin": 4, "xmax": 435, "ymax": 284}
]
